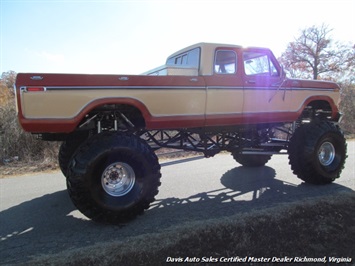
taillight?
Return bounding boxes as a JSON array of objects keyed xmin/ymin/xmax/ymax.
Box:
[{"xmin": 27, "ymin": 87, "xmax": 46, "ymax": 92}]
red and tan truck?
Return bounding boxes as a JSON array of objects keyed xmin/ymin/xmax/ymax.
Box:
[{"xmin": 15, "ymin": 43, "xmax": 347, "ymax": 223}]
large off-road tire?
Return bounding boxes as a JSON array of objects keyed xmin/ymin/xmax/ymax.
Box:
[
  {"xmin": 58, "ymin": 131, "xmax": 90, "ymax": 177},
  {"xmin": 288, "ymin": 120, "xmax": 347, "ymax": 184},
  {"xmin": 66, "ymin": 132, "xmax": 161, "ymax": 224},
  {"xmin": 232, "ymin": 152, "xmax": 272, "ymax": 167}
]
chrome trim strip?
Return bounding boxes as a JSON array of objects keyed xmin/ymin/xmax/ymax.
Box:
[
  {"xmin": 291, "ymin": 87, "xmax": 337, "ymax": 91},
  {"xmin": 246, "ymin": 87, "xmax": 335, "ymax": 91},
  {"xmin": 43, "ymin": 85, "xmax": 335, "ymax": 92},
  {"xmin": 45, "ymin": 86, "xmax": 206, "ymax": 91},
  {"xmin": 208, "ymin": 86, "xmax": 335, "ymax": 91},
  {"xmin": 207, "ymin": 86, "xmax": 243, "ymax": 90}
]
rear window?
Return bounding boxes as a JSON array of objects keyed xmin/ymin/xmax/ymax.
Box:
[{"xmin": 214, "ymin": 50, "xmax": 237, "ymax": 74}]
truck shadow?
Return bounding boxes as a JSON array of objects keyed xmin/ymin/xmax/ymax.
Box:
[
  {"xmin": 147, "ymin": 166, "xmax": 351, "ymax": 224},
  {"xmin": 0, "ymin": 165, "xmax": 353, "ymax": 264}
]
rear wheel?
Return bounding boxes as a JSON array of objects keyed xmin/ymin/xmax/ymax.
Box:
[
  {"xmin": 58, "ymin": 131, "xmax": 90, "ymax": 177},
  {"xmin": 67, "ymin": 132, "xmax": 161, "ymax": 224},
  {"xmin": 288, "ymin": 120, "xmax": 347, "ymax": 184}
]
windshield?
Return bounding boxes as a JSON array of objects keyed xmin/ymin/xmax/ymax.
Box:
[{"xmin": 243, "ymin": 51, "xmax": 278, "ymax": 76}]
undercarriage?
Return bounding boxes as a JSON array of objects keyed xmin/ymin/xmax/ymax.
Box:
[{"xmin": 138, "ymin": 124, "xmax": 292, "ymax": 158}]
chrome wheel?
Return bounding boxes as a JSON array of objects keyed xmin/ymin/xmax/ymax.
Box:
[
  {"xmin": 101, "ymin": 162, "xmax": 135, "ymax": 197},
  {"xmin": 318, "ymin": 141, "xmax": 335, "ymax": 166}
]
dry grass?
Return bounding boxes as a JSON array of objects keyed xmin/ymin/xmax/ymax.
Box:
[
  {"xmin": 0, "ymin": 97, "xmax": 59, "ymax": 176},
  {"xmin": 28, "ymin": 191, "xmax": 355, "ymax": 266}
]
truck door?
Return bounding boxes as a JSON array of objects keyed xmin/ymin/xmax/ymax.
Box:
[
  {"xmin": 242, "ymin": 49, "xmax": 291, "ymax": 124},
  {"xmin": 204, "ymin": 49, "xmax": 244, "ymax": 126}
]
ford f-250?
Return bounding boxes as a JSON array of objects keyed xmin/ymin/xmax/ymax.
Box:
[{"xmin": 15, "ymin": 43, "xmax": 347, "ymax": 223}]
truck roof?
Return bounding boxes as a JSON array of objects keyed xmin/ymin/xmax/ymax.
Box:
[
  {"xmin": 165, "ymin": 42, "xmax": 274, "ymax": 76},
  {"xmin": 167, "ymin": 42, "xmax": 243, "ymax": 59}
]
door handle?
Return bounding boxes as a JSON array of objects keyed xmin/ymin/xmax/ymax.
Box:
[
  {"xmin": 190, "ymin": 78, "xmax": 198, "ymax": 82},
  {"xmin": 247, "ymin": 80, "xmax": 256, "ymax": 84}
]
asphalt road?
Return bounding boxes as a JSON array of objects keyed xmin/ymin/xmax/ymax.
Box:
[{"xmin": 1, "ymin": 140, "xmax": 354, "ymax": 264}]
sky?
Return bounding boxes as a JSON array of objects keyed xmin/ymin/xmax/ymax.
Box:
[{"xmin": 0, "ymin": 0, "xmax": 354, "ymax": 75}]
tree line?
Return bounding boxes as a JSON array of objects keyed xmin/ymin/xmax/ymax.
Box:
[{"xmin": 0, "ymin": 24, "xmax": 354, "ymax": 164}]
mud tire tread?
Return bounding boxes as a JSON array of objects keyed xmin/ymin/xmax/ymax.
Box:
[{"xmin": 288, "ymin": 120, "xmax": 347, "ymax": 184}]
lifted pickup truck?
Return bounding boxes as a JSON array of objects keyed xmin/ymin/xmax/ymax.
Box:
[{"xmin": 15, "ymin": 43, "xmax": 347, "ymax": 223}]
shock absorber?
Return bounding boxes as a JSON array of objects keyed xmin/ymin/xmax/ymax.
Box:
[
  {"xmin": 96, "ymin": 113, "xmax": 104, "ymax": 133},
  {"xmin": 97, "ymin": 120, "xmax": 102, "ymax": 133},
  {"xmin": 119, "ymin": 112, "xmax": 135, "ymax": 128},
  {"xmin": 114, "ymin": 113, "xmax": 118, "ymax": 131}
]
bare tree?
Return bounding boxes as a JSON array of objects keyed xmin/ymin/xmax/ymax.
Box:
[
  {"xmin": 279, "ymin": 25, "xmax": 355, "ymax": 134},
  {"xmin": 279, "ymin": 24, "xmax": 354, "ymax": 81},
  {"xmin": 0, "ymin": 72, "xmax": 16, "ymax": 105},
  {"xmin": 1, "ymin": 70, "xmax": 17, "ymax": 89}
]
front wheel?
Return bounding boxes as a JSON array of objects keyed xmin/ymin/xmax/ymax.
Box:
[
  {"xmin": 67, "ymin": 132, "xmax": 161, "ymax": 224},
  {"xmin": 288, "ymin": 121, "xmax": 347, "ymax": 184}
]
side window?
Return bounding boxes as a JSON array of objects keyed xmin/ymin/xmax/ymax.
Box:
[
  {"xmin": 243, "ymin": 52, "xmax": 278, "ymax": 76},
  {"xmin": 214, "ymin": 50, "xmax": 237, "ymax": 74},
  {"xmin": 166, "ymin": 48, "xmax": 200, "ymax": 68}
]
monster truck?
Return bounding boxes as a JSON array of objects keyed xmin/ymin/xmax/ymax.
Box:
[{"xmin": 15, "ymin": 43, "xmax": 347, "ymax": 223}]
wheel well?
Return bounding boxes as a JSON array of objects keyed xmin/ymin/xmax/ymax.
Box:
[
  {"xmin": 300, "ymin": 100, "xmax": 333, "ymax": 121},
  {"xmin": 78, "ymin": 104, "xmax": 146, "ymax": 132},
  {"xmin": 307, "ymin": 100, "xmax": 332, "ymax": 111}
]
